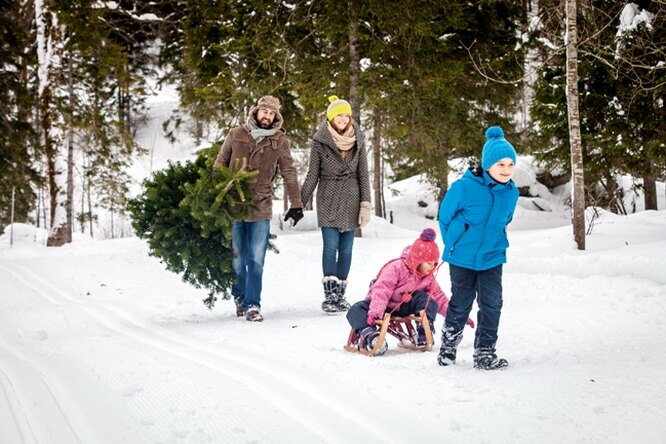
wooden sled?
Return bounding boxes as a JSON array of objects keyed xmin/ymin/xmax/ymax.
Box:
[{"xmin": 343, "ymin": 309, "xmax": 434, "ymax": 356}]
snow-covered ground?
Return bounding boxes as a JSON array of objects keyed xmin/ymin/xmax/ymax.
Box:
[
  {"xmin": 2, "ymin": 188, "xmax": 666, "ymax": 443},
  {"xmin": 2, "ymin": 88, "xmax": 666, "ymax": 443}
]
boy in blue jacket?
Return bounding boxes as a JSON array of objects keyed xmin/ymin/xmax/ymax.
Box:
[{"xmin": 437, "ymin": 126, "xmax": 519, "ymax": 370}]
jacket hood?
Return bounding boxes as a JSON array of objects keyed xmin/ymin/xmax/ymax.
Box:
[
  {"xmin": 400, "ymin": 245, "xmax": 438, "ymax": 277},
  {"xmin": 248, "ymin": 105, "xmax": 284, "ymax": 130}
]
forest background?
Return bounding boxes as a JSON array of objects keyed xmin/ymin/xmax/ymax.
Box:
[{"xmin": 1, "ymin": 0, "xmax": 665, "ymax": 247}]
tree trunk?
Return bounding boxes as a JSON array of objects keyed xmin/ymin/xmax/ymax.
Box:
[
  {"xmin": 436, "ymin": 143, "xmax": 450, "ymax": 222},
  {"xmin": 47, "ymin": 145, "xmax": 69, "ymax": 247},
  {"xmin": 348, "ymin": 0, "xmax": 362, "ymax": 237},
  {"xmin": 81, "ymin": 169, "xmax": 85, "ymax": 233},
  {"xmin": 348, "ymin": 0, "xmax": 360, "ymax": 126},
  {"xmin": 66, "ymin": 52, "xmax": 74, "ymax": 243},
  {"xmin": 37, "ymin": 2, "xmax": 68, "ymax": 246},
  {"xmin": 87, "ymin": 176, "xmax": 94, "ymax": 237},
  {"xmin": 372, "ymin": 107, "xmax": 383, "ymax": 218},
  {"xmin": 643, "ymin": 175, "xmax": 657, "ymax": 210},
  {"xmin": 565, "ymin": 0, "xmax": 585, "ymax": 250}
]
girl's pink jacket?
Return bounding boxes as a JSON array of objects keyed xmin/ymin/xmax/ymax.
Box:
[{"xmin": 365, "ymin": 246, "xmax": 450, "ymax": 320}]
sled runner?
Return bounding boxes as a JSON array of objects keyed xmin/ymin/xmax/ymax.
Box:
[{"xmin": 343, "ymin": 309, "xmax": 434, "ymax": 356}]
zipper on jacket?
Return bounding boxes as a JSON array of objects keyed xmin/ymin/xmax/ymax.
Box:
[
  {"xmin": 474, "ymin": 189, "xmax": 495, "ymax": 269},
  {"xmin": 449, "ymin": 223, "xmax": 469, "ymax": 255}
]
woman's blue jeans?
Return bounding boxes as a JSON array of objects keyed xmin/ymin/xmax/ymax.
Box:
[
  {"xmin": 321, "ymin": 227, "xmax": 355, "ymax": 280},
  {"xmin": 444, "ymin": 264, "xmax": 504, "ymax": 349},
  {"xmin": 231, "ymin": 220, "xmax": 270, "ymax": 310}
]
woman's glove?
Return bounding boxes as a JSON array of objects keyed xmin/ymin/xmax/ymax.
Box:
[
  {"xmin": 466, "ymin": 318, "xmax": 475, "ymax": 329},
  {"xmin": 359, "ymin": 201, "xmax": 372, "ymax": 228}
]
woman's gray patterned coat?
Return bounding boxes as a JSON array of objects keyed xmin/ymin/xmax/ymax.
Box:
[{"xmin": 301, "ymin": 121, "xmax": 371, "ymax": 231}]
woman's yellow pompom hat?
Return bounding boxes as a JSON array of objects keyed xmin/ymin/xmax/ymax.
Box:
[{"xmin": 326, "ymin": 95, "xmax": 352, "ymax": 121}]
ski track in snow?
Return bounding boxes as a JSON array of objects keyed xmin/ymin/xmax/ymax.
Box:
[
  {"xmin": 0, "ymin": 261, "xmax": 442, "ymax": 443},
  {"xmin": 0, "ymin": 363, "xmax": 39, "ymax": 444}
]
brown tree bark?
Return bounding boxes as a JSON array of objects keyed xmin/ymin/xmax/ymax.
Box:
[{"xmin": 372, "ymin": 108, "xmax": 383, "ymax": 218}]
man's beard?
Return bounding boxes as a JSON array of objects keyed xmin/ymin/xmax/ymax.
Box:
[{"xmin": 258, "ymin": 117, "xmax": 273, "ymax": 129}]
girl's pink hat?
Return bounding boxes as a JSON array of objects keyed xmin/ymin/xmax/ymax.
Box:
[{"xmin": 407, "ymin": 228, "xmax": 440, "ymax": 271}]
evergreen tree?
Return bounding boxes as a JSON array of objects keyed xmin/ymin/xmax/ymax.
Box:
[
  {"xmin": 0, "ymin": 0, "xmax": 40, "ymax": 227},
  {"xmin": 127, "ymin": 146, "xmax": 257, "ymax": 308},
  {"xmin": 161, "ymin": 0, "xmax": 311, "ymax": 145},
  {"xmin": 366, "ymin": 2, "xmax": 525, "ymax": 191},
  {"xmin": 610, "ymin": 1, "xmax": 666, "ymax": 210},
  {"xmin": 49, "ymin": 1, "xmax": 154, "ymax": 239},
  {"xmin": 528, "ymin": 0, "xmax": 665, "ymax": 212}
]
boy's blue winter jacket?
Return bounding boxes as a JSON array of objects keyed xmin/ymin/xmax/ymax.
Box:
[{"xmin": 438, "ymin": 166, "xmax": 519, "ymax": 271}]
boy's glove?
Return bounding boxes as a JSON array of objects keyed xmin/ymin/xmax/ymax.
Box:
[
  {"xmin": 466, "ymin": 318, "xmax": 475, "ymax": 329},
  {"xmin": 284, "ymin": 208, "xmax": 304, "ymax": 226}
]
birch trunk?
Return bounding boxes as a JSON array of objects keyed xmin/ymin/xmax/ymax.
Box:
[
  {"xmin": 565, "ymin": 0, "xmax": 586, "ymax": 250},
  {"xmin": 35, "ymin": 1, "xmax": 68, "ymax": 246}
]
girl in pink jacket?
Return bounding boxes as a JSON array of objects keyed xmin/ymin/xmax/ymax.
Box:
[{"xmin": 346, "ymin": 229, "xmax": 473, "ymax": 355}]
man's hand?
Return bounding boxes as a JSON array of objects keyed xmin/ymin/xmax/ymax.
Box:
[{"xmin": 284, "ymin": 208, "xmax": 304, "ymax": 226}]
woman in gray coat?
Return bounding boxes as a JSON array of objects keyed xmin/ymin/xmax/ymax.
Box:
[{"xmin": 301, "ymin": 96, "xmax": 372, "ymax": 313}]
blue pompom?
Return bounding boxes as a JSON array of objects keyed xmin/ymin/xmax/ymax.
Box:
[
  {"xmin": 420, "ymin": 228, "xmax": 436, "ymax": 242},
  {"xmin": 485, "ymin": 126, "xmax": 504, "ymax": 140}
]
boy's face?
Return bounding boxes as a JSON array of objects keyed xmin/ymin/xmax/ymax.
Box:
[
  {"xmin": 417, "ymin": 260, "xmax": 437, "ymax": 274},
  {"xmin": 487, "ymin": 158, "xmax": 516, "ymax": 183}
]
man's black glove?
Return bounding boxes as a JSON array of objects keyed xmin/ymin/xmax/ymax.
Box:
[{"xmin": 284, "ymin": 208, "xmax": 304, "ymax": 226}]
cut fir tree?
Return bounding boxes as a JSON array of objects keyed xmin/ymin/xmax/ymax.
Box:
[{"xmin": 127, "ymin": 144, "xmax": 259, "ymax": 308}]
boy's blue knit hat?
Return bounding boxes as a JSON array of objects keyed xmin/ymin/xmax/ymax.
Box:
[{"xmin": 481, "ymin": 126, "xmax": 516, "ymax": 170}]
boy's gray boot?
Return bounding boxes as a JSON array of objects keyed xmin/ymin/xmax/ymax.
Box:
[
  {"xmin": 437, "ymin": 325, "xmax": 463, "ymax": 366},
  {"xmin": 321, "ymin": 276, "xmax": 340, "ymax": 313},
  {"xmin": 335, "ymin": 279, "xmax": 351, "ymax": 312},
  {"xmin": 473, "ymin": 346, "xmax": 508, "ymax": 370}
]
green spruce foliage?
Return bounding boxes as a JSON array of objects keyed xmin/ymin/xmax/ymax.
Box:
[
  {"xmin": 127, "ymin": 145, "xmax": 257, "ymax": 308},
  {"xmin": 528, "ymin": 1, "xmax": 666, "ymax": 211},
  {"xmin": 0, "ymin": 0, "xmax": 40, "ymax": 226}
]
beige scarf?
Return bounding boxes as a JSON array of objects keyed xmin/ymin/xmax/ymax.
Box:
[{"xmin": 327, "ymin": 122, "xmax": 356, "ymax": 153}]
